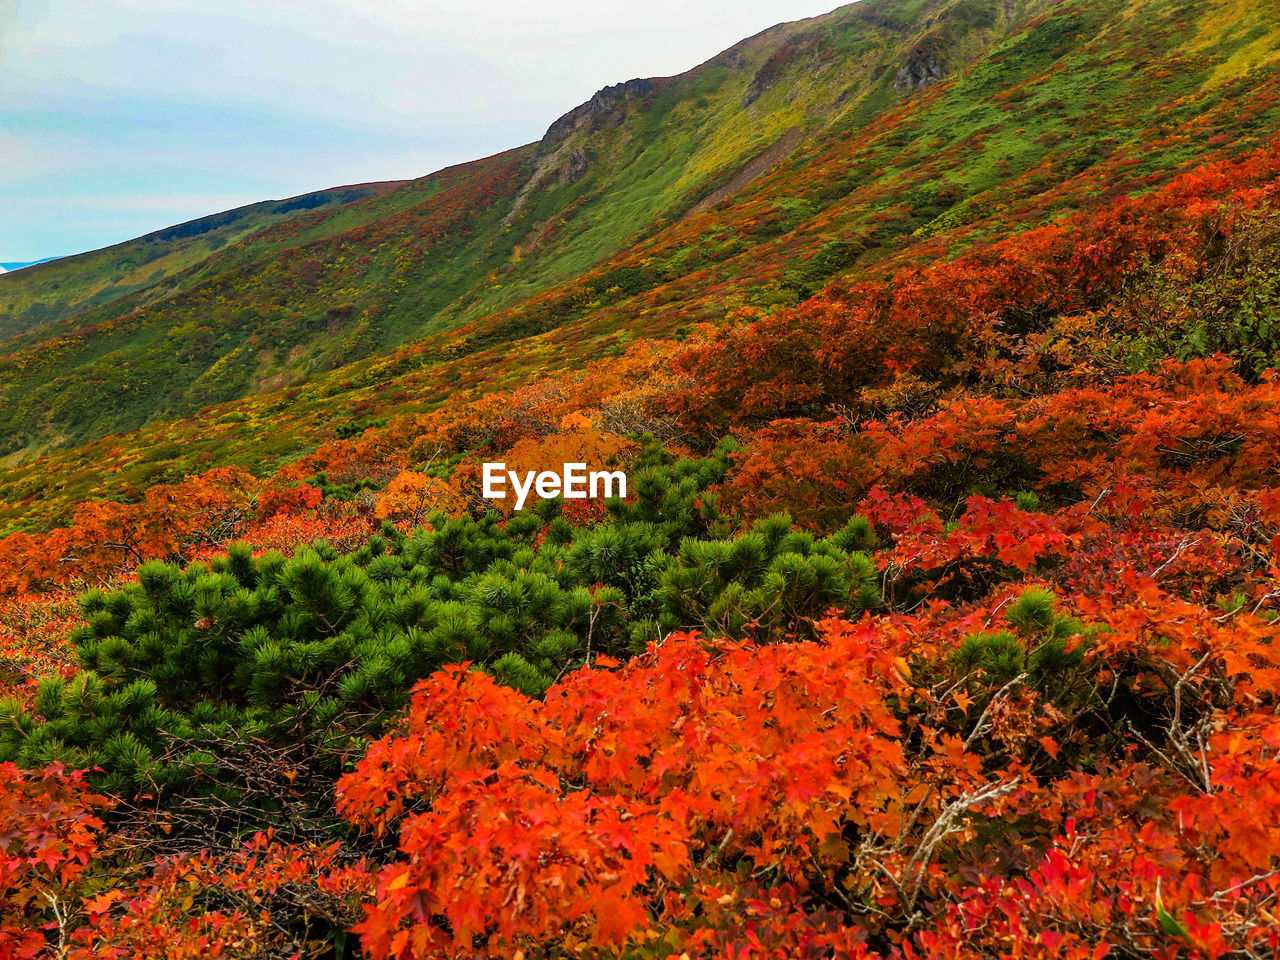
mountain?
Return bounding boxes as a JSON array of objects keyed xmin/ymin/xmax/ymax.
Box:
[
  {"xmin": 0, "ymin": 258, "xmax": 61, "ymax": 274},
  {"xmin": 6, "ymin": 0, "xmax": 1280, "ymax": 952},
  {"xmin": 1, "ymin": 0, "xmax": 1279, "ymax": 529},
  {"xmin": 0, "ymin": 184, "xmax": 406, "ymax": 342}
]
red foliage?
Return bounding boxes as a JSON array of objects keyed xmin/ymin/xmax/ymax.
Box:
[
  {"xmin": 0, "ymin": 763, "xmax": 109, "ymax": 959},
  {"xmin": 69, "ymin": 836, "xmax": 372, "ymax": 960},
  {"xmin": 338, "ymin": 629, "xmax": 907, "ymax": 957},
  {"xmin": 0, "ymin": 472, "xmax": 337, "ymax": 596},
  {"xmin": 668, "ymin": 145, "xmax": 1280, "ymax": 433},
  {"xmin": 330, "ymin": 579, "xmax": 1280, "ymax": 959}
]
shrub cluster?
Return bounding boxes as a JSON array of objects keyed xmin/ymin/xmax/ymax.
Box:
[{"xmin": 0, "ymin": 446, "xmax": 879, "ymax": 798}]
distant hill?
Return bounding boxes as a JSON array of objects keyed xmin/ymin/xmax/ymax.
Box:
[
  {"xmin": 0, "ymin": 259, "xmax": 59, "ymax": 273},
  {"xmin": 0, "ymin": 184, "xmax": 406, "ymax": 341}
]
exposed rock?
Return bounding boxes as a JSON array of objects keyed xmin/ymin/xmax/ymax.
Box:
[
  {"xmin": 562, "ymin": 148, "xmax": 589, "ymax": 185},
  {"xmin": 893, "ymin": 45, "xmax": 946, "ymax": 92},
  {"xmin": 543, "ymin": 78, "xmax": 655, "ymax": 149},
  {"xmin": 742, "ymin": 71, "xmax": 770, "ymax": 108}
]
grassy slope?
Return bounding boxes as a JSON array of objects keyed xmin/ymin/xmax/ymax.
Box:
[
  {"xmin": 1, "ymin": 0, "xmax": 1278, "ymax": 533},
  {"xmin": 0, "ymin": 182, "xmax": 413, "ymax": 341}
]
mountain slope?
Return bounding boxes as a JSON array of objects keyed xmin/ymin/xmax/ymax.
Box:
[
  {"xmin": 8, "ymin": 0, "xmax": 1280, "ymax": 949},
  {"xmin": 1, "ymin": 0, "xmax": 1279, "ymax": 530},
  {"xmin": 0, "ymin": 0, "xmax": 1059, "ymax": 455},
  {"xmin": 0, "ymin": 182, "xmax": 411, "ymax": 341}
]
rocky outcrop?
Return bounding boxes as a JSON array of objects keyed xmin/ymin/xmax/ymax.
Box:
[
  {"xmin": 562, "ymin": 148, "xmax": 589, "ymax": 185},
  {"xmin": 741, "ymin": 70, "xmax": 772, "ymax": 108},
  {"xmin": 543, "ymin": 78, "xmax": 655, "ymax": 149},
  {"xmin": 503, "ymin": 81, "xmax": 647, "ymax": 224},
  {"xmin": 893, "ymin": 46, "xmax": 946, "ymax": 92}
]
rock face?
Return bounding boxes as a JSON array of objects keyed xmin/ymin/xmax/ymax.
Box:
[
  {"xmin": 893, "ymin": 48, "xmax": 946, "ymax": 92},
  {"xmin": 741, "ymin": 71, "xmax": 772, "ymax": 108},
  {"xmin": 562, "ymin": 148, "xmax": 590, "ymax": 185},
  {"xmin": 543, "ymin": 78, "xmax": 655, "ymax": 149}
]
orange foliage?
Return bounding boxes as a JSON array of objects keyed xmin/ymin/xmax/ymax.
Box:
[
  {"xmin": 68, "ymin": 837, "xmax": 372, "ymax": 960},
  {"xmin": 0, "ymin": 472, "xmax": 326, "ymax": 595},
  {"xmin": 339, "ymin": 627, "xmax": 906, "ymax": 957},
  {"xmin": 374, "ymin": 471, "xmax": 465, "ymax": 524}
]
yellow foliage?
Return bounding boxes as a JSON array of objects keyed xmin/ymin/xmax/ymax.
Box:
[
  {"xmin": 1190, "ymin": 0, "xmax": 1280, "ymax": 87},
  {"xmin": 374, "ymin": 471, "xmax": 464, "ymax": 523}
]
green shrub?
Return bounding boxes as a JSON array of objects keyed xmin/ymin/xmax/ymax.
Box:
[{"xmin": 0, "ymin": 445, "xmax": 879, "ymax": 803}]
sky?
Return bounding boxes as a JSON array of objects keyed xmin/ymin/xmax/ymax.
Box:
[{"xmin": 0, "ymin": 0, "xmax": 845, "ymax": 263}]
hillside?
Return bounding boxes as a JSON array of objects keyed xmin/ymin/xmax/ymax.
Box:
[
  {"xmin": 0, "ymin": 182, "xmax": 410, "ymax": 341},
  {"xmin": 2, "ymin": 0, "xmax": 1280, "ymax": 531},
  {"xmin": 3, "ymin": 0, "xmax": 1272, "ymax": 460},
  {"xmin": 0, "ymin": 0, "xmax": 1022, "ymax": 454},
  {"xmin": 4, "ymin": 0, "xmax": 1280, "ymax": 955}
]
